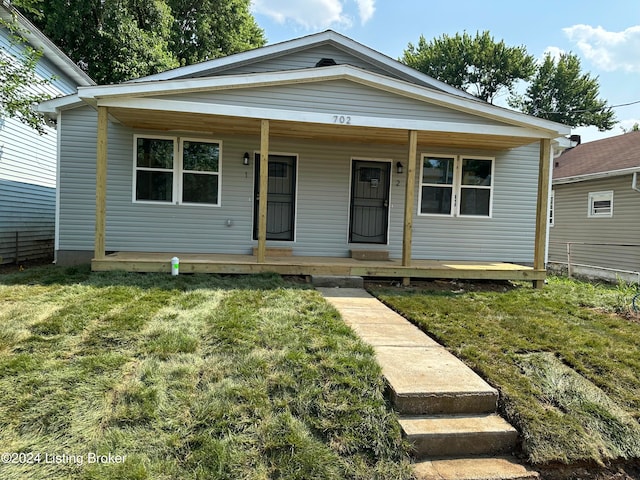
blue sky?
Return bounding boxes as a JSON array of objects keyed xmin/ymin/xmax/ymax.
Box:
[{"xmin": 250, "ymin": 0, "xmax": 640, "ymax": 144}]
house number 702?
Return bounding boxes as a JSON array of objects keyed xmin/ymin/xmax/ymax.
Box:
[{"xmin": 333, "ymin": 115, "xmax": 351, "ymax": 125}]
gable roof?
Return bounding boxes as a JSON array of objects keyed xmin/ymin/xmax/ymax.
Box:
[
  {"xmin": 39, "ymin": 29, "xmax": 569, "ymax": 143},
  {"xmin": 0, "ymin": 0, "xmax": 94, "ymax": 86},
  {"xmin": 554, "ymin": 131, "xmax": 640, "ymax": 183},
  {"xmin": 133, "ymin": 29, "xmax": 478, "ymax": 101}
]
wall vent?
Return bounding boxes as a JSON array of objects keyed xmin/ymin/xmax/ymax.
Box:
[{"xmin": 315, "ymin": 58, "xmax": 337, "ymax": 67}]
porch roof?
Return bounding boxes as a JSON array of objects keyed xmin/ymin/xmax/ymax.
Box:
[
  {"xmin": 51, "ymin": 64, "xmax": 568, "ymax": 151},
  {"xmin": 75, "ymin": 65, "xmax": 568, "ymax": 137},
  {"xmin": 105, "ymin": 107, "xmax": 540, "ymax": 150}
]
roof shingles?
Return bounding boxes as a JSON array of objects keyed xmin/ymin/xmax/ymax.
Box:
[{"xmin": 554, "ymin": 131, "xmax": 640, "ymax": 179}]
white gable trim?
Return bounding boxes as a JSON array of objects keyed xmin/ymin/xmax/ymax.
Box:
[
  {"xmin": 39, "ymin": 93, "xmax": 85, "ymax": 114},
  {"xmin": 97, "ymin": 96, "xmax": 547, "ymax": 139},
  {"xmin": 77, "ymin": 65, "xmax": 569, "ymax": 136},
  {"xmin": 133, "ymin": 30, "xmax": 476, "ymax": 100}
]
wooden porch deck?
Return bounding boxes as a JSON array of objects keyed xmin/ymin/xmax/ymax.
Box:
[{"xmin": 92, "ymin": 252, "xmax": 544, "ymax": 282}]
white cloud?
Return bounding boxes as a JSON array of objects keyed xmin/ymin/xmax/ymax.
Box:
[
  {"xmin": 354, "ymin": 0, "xmax": 375, "ymax": 24},
  {"xmin": 619, "ymin": 117, "xmax": 640, "ymax": 132},
  {"xmin": 563, "ymin": 24, "xmax": 640, "ymax": 72},
  {"xmin": 251, "ymin": 0, "xmax": 375, "ymax": 30},
  {"xmin": 541, "ymin": 46, "xmax": 565, "ymax": 62}
]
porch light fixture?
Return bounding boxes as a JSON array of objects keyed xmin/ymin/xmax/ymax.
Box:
[
  {"xmin": 243, "ymin": 152, "xmax": 250, "ymax": 166},
  {"xmin": 396, "ymin": 162, "xmax": 404, "ymax": 174}
]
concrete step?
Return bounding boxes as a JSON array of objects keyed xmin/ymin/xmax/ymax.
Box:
[
  {"xmin": 400, "ymin": 414, "xmax": 518, "ymax": 459},
  {"xmin": 413, "ymin": 456, "xmax": 539, "ymax": 480},
  {"xmin": 374, "ymin": 345, "xmax": 498, "ymax": 415}
]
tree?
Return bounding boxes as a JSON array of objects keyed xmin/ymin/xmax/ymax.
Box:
[
  {"xmin": 167, "ymin": 0, "xmax": 265, "ymax": 66},
  {"xmin": 510, "ymin": 52, "xmax": 615, "ymax": 131},
  {"xmin": 19, "ymin": 0, "xmax": 265, "ymax": 84},
  {"xmin": 401, "ymin": 31, "xmax": 536, "ymax": 104},
  {"xmin": 0, "ymin": 0, "xmax": 53, "ymax": 133},
  {"xmin": 22, "ymin": 0, "xmax": 179, "ymax": 84}
]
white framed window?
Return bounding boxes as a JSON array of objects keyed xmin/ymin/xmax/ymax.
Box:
[
  {"xmin": 419, "ymin": 155, "xmax": 455, "ymax": 215},
  {"xmin": 419, "ymin": 154, "xmax": 494, "ymax": 217},
  {"xmin": 180, "ymin": 138, "xmax": 221, "ymax": 205},
  {"xmin": 133, "ymin": 135, "xmax": 222, "ymax": 206},
  {"xmin": 134, "ymin": 135, "xmax": 176, "ymax": 203},
  {"xmin": 588, "ymin": 191, "xmax": 613, "ymax": 218},
  {"xmin": 549, "ymin": 190, "xmax": 555, "ymax": 227}
]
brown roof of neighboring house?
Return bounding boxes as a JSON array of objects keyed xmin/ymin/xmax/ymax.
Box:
[{"xmin": 554, "ymin": 131, "xmax": 640, "ymax": 180}]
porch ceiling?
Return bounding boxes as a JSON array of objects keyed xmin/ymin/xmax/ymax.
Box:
[{"xmin": 108, "ymin": 107, "xmax": 538, "ymax": 151}]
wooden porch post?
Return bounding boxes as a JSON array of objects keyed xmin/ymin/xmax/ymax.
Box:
[
  {"xmin": 95, "ymin": 106, "xmax": 108, "ymax": 260},
  {"xmin": 257, "ymin": 119, "xmax": 270, "ymax": 263},
  {"xmin": 533, "ymin": 138, "xmax": 551, "ymax": 289},
  {"xmin": 402, "ymin": 130, "xmax": 419, "ymax": 286}
]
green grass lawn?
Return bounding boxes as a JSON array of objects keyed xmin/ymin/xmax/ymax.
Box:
[
  {"xmin": 0, "ymin": 266, "xmax": 411, "ymax": 480},
  {"xmin": 370, "ymin": 277, "xmax": 640, "ymax": 466}
]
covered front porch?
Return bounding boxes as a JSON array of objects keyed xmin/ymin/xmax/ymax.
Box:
[
  {"xmin": 92, "ymin": 251, "xmax": 545, "ymax": 282},
  {"xmin": 76, "ymin": 64, "xmax": 565, "ymax": 288}
]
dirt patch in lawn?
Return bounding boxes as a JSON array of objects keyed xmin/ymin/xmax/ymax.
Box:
[
  {"xmin": 365, "ymin": 277, "xmax": 516, "ymax": 293},
  {"xmin": 0, "ymin": 256, "xmax": 54, "ymax": 274},
  {"xmin": 538, "ymin": 461, "xmax": 640, "ymax": 480}
]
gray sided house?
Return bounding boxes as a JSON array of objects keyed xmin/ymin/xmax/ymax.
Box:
[
  {"xmin": 40, "ymin": 31, "xmax": 569, "ymax": 285},
  {"xmin": 549, "ymin": 132, "xmax": 640, "ymax": 283},
  {"xmin": 0, "ymin": 1, "xmax": 94, "ymax": 264}
]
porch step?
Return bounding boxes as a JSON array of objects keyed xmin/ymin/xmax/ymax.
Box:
[
  {"xmin": 413, "ymin": 457, "xmax": 539, "ymax": 480},
  {"xmin": 374, "ymin": 345, "xmax": 498, "ymax": 415},
  {"xmin": 350, "ymin": 249, "xmax": 389, "ymax": 261},
  {"xmin": 311, "ymin": 275, "xmax": 364, "ymax": 288},
  {"xmin": 400, "ymin": 414, "xmax": 518, "ymax": 459},
  {"xmin": 251, "ymin": 247, "xmax": 293, "ymax": 257}
]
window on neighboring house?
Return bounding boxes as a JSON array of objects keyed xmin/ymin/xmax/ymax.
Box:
[
  {"xmin": 549, "ymin": 190, "xmax": 555, "ymax": 226},
  {"xmin": 588, "ymin": 191, "xmax": 613, "ymax": 217},
  {"xmin": 419, "ymin": 154, "xmax": 494, "ymax": 217},
  {"xmin": 134, "ymin": 135, "xmax": 221, "ymax": 206}
]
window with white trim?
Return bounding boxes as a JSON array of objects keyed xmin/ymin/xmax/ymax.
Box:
[
  {"xmin": 135, "ymin": 136, "xmax": 175, "ymax": 202},
  {"xmin": 419, "ymin": 154, "xmax": 494, "ymax": 217},
  {"xmin": 134, "ymin": 135, "xmax": 221, "ymax": 206},
  {"xmin": 588, "ymin": 191, "xmax": 613, "ymax": 218},
  {"xmin": 549, "ymin": 190, "xmax": 555, "ymax": 226}
]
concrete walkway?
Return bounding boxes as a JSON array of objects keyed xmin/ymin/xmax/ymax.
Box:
[{"xmin": 318, "ymin": 287, "xmax": 539, "ymax": 480}]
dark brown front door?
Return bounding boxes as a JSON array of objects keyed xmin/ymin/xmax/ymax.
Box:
[
  {"xmin": 253, "ymin": 154, "xmax": 296, "ymax": 241},
  {"xmin": 349, "ymin": 160, "xmax": 390, "ymax": 244}
]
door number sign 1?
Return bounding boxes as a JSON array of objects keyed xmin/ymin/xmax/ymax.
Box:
[{"xmin": 333, "ymin": 115, "xmax": 352, "ymax": 125}]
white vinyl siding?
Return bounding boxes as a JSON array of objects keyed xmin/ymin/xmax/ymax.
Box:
[
  {"xmin": 150, "ymin": 80, "xmax": 511, "ymax": 127},
  {"xmin": 588, "ymin": 191, "xmax": 613, "ymax": 218},
  {"xmin": 0, "ymin": 25, "xmax": 84, "ymax": 263}
]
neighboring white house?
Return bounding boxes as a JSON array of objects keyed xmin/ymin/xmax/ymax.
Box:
[
  {"xmin": 549, "ymin": 132, "xmax": 640, "ymax": 283},
  {"xmin": 0, "ymin": 1, "xmax": 93, "ymax": 264},
  {"xmin": 40, "ymin": 30, "xmax": 569, "ymax": 285}
]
